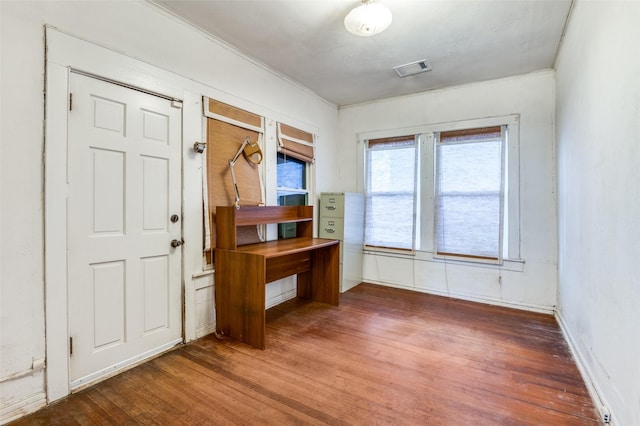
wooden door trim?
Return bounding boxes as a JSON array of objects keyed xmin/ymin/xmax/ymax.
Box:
[{"xmin": 44, "ymin": 28, "xmax": 198, "ymax": 403}]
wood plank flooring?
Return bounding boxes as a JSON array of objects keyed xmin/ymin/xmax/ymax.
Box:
[{"xmin": 11, "ymin": 283, "xmax": 600, "ymax": 425}]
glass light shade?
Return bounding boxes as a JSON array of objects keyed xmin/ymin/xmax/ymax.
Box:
[{"xmin": 344, "ymin": 2, "xmax": 392, "ymax": 36}]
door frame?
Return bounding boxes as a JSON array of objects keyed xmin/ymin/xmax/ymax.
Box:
[{"xmin": 44, "ymin": 28, "xmax": 202, "ymax": 402}]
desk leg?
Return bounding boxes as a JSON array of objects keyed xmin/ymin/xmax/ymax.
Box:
[
  {"xmin": 298, "ymin": 243, "xmax": 339, "ymax": 305},
  {"xmin": 215, "ymin": 250, "xmax": 267, "ymax": 349}
]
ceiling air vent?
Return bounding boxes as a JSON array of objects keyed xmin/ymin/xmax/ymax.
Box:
[{"xmin": 393, "ymin": 59, "xmax": 432, "ymax": 77}]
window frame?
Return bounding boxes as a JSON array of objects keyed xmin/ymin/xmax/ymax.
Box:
[
  {"xmin": 357, "ymin": 114, "xmax": 521, "ymax": 264},
  {"xmin": 363, "ymin": 135, "xmax": 419, "ymax": 253},
  {"xmin": 276, "ymin": 151, "xmax": 310, "ymax": 205},
  {"xmin": 274, "ymin": 122, "xmax": 315, "ymax": 210},
  {"xmin": 265, "ymin": 120, "xmax": 316, "ymax": 241},
  {"xmin": 433, "ymin": 126, "xmax": 506, "ymax": 264},
  {"xmin": 202, "ymin": 97, "xmax": 266, "ymax": 265},
  {"xmin": 276, "ymin": 152, "xmax": 311, "ymax": 239}
]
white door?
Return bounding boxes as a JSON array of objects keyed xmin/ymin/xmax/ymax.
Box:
[{"xmin": 67, "ymin": 72, "xmax": 183, "ymax": 389}]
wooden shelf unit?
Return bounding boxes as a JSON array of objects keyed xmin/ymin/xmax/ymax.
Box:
[
  {"xmin": 216, "ymin": 205, "xmax": 314, "ymax": 249},
  {"xmin": 215, "ymin": 205, "xmax": 339, "ymax": 349}
]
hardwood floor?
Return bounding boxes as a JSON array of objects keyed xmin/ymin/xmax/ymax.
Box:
[{"xmin": 11, "ymin": 283, "xmax": 600, "ymax": 425}]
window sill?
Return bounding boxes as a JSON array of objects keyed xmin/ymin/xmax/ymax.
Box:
[
  {"xmin": 364, "ymin": 246, "xmax": 416, "ymax": 256},
  {"xmin": 363, "ymin": 248, "xmax": 525, "ymax": 272}
]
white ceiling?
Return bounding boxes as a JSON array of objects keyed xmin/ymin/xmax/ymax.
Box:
[{"xmin": 151, "ymin": 0, "xmax": 572, "ymax": 106}]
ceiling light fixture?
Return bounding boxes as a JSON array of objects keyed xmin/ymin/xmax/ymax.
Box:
[{"xmin": 344, "ymin": 0, "xmax": 392, "ymax": 37}]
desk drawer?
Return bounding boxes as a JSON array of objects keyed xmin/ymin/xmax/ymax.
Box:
[
  {"xmin": 319, "ymin": 217, "xmax": 344, "ymax": 240},
  {"xmin": 266, "ymin": 252, "xmax": 310, "ymax": 283}
]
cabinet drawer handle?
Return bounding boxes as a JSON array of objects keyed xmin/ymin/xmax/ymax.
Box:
[
  {"xmin": 324, "ymin": 228, "xmax": 335, "ymax": 233},
  {"xmin": 325, "ymin": 206, "xmax": 336, "ymax": 210}
]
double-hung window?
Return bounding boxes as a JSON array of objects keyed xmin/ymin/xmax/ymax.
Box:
[
  {"xmin": 277, "ymin": 153, "xmax": 308, "ymax": 238},
  {"xmin": 276, "ymin": 123, "xmax": 314, "ymax": 239},
  {"xmin": 361, "ymin": 115, "xmax": 518, "ymax": 264},
  {"xmin": 364, "ymin": 136, "xmax": 417, "ymax": 251},
  {"xmin": 434, "ymin": 126, "xmax": 506, "ymax": 262},
  {"xmin": 277, "ymin": 153, "xmax": 307, "ymax": 206}
]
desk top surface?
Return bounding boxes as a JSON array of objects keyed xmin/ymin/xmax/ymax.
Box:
[{"xmin": 219, "ymin": 237, "xmax": 338, "ymax": 258}]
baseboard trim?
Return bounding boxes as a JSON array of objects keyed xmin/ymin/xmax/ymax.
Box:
[
  {"xmin": 555, "ymin": 311, "xmax": 611, "ymax": 424},
  {"xmin": 70, "ymin": 338, "xmax": 183, "ymax": 392},
  {"xmin": 196, "ymin": 324, "xmax": 217, "ymax": 339},
  {"xmin": 0, "ymin": 391, "xmax": 46, "ymax": 425},
  {"xmin": 361, "ymin": 280, "xmax": 555, "ymax": 314}
]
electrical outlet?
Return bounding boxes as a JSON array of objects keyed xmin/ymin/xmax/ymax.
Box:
[{"xmin": 600, "ymin": 406, "xmax": 611, "ymax": 424}]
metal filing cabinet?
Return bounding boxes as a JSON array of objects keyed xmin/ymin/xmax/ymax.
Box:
[{"xmin": 319, "ymin": 192, "xmax": 364, "ymax": 292}]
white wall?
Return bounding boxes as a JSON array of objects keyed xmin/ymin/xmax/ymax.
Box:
[
  {"xmin": 0, "ymin": 1, "xmax": 338, "ymax": 422},
  {"xmin": 555, "ymin": 1, "xmax": 640, "ymax": 425},
  {"xmin": 337, "ymin": 70, "xmax": 558, "ymax": 312},
  {"xmin": 7, "ymin": 0, "xmax": 637, "ymax": 424}
]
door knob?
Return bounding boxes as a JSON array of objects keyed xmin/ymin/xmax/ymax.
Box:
[{"xmin": 170, "ymin": 239, "xmax": 184, "ymax": 248}]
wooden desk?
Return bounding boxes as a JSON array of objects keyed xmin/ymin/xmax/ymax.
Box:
[{"xmin": 215, "ymin": 206, "xmax": 339, "ymax": 349}]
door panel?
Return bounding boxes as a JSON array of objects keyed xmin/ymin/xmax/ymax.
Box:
[
  {"xmin": 142, "ymin": 109, "xmax": 170, "ymax": 143},
  {"xmin": 91, "ymin": 261, "xmax": 126, "ymax": 349},
  {"xmin": 142, "ymin": 155, "xmax": 169, "ymax": 231},
  {"xmin": 68, "ymin": 73, "xmax": 182, "ymax": 388},
  {"xmin": 91, "ymin": 148, "xmax": 125, "ymax": 234},
  {"xmin": 141, "ymin": 255, "xmax": 170, "ymax": 333}
]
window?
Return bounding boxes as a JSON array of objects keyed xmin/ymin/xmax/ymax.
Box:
[
  {"xmin": 276, "ymin": 123, "xmax": 314, "ymax": 239},
  {"xmin": 435, "ymin": 126, "xmax": 505, "ymax": 261},
  {"xmin": 364, "ymin": 136, "xmax": 417, "ymax": 250},
  {"xmin": 202, "ymin": 97, "xmax": 264, "ymax": 263},
  {"xmin": 277, "ymin": 153, "xmax": 307, "ymax": 203},
  {"xmin": 277, "ymin": 153, "xmax": 308, "ymax": 238},
  {"xmin": 359, "ymin": 115, "xmax": 519, "ymax": 264}
]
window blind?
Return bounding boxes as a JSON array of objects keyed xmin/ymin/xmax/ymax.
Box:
[
  {"xmin": 203, "ymin": 98, "xmax": 265, "ymax": 260},
  {"xmin": 435, "ymin": 126, "xmax": 504, "ymax": 261},
  {"xmin": 277, "ymin": 123, "xmax": 315, "ymax": 164},
  {"xmin": 365, "ymin": 136, "xmax": 416, "ymax": 250}
]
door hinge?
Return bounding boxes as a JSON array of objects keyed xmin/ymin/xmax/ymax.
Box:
[
  {"xmin": 69, "ymin": 337, "xmax": 73, "ymax": 355},
  {"xmin": 69, "ymin": 93, "xmax": 73, "ymax": 111}
]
